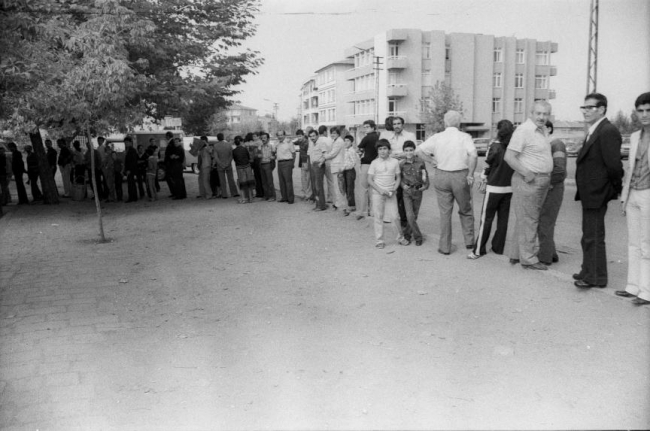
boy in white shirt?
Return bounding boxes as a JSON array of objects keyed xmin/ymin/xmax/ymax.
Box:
[
  {"xmin": 339, "ymin": 135, "xmax": 359, "ymax": 216},
  {"xmin": 367, "ymin": 139, "xmax": 409, "ymax": 249}
]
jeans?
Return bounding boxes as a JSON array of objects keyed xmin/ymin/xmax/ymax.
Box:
[
  {"xmin": 509, "ymin": 172, "xmax": 550, "ymax": 265},
  {"xmin": 625, "ymin": 188, "xmax": 650, "ymax": 300},
  {"xmin": 371, "ymin": 191, "xmax": 403, "ymax": 245},
  {"xmin": 402, "ymin": 188, "xmax": 423, "ymax": 241},
  {"xmin": 433, "ymin": 168, "xmax": 475, "ymax": 253}
]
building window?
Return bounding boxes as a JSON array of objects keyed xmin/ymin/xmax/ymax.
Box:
[
  {"xmin": 492, "ymin": 98, "xmax": 501, "ymax": 113},
  {"xmin": 445, "ymin": 46, "xmax": 450, "ymax": 60},
  {"xmin": 494, "ymin": 47, "xmax": 502, "ymax": 62},
  {"xmin": 422, "ymin": 70, "xmax": 431, "ymax": 85},
  {"xmin": 515, "ymin": 73, "xmax": 524, "ymax": 88},
  {"xmin": 416, "ymin": 123, "xmax": 426, "ymax": 141},
  {"xmin": 536, "ymin": 51, "xmax": 549, "ymax": 65},
  {"xmin": 388, "ymin": 98, "xmax": 399, "ymax": 114},
  {"xmin": 514, "ymin": 98, "xmax": 523, "ymax": 113},
  {"xmin": 535, "ymin": 75, "xmax": 548, "ymax": 89},
  {"xmin": 516, "ymin": 48, "xmax": 525, "ymax": 64},
  {"xmin": 422, "ymin": 43, "xmax": 430, "ymax": 59},
  {"xmin": 389, "ymin": 43, "xmax": 399, "ymax": 58},
  {"xmin": 514, "ymin": 121, "xmax": 521, "ymax": 127},
  {"xmin": 388, "ymin": 71, "xmax": 399, "ymax": 86},
  {"xmin": 493, "ymin": 72, "xmax": 502, "ymax": 88}
]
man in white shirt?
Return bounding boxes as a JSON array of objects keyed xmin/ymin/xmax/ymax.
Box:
[
  {"xmin": 275, "ymin": 130, "xmax": 296, "ymax": 204},
  {"xmin": 503, "ymin": 100, "xmax": 553, "ymax": 270},
  {"xmin": 323, "ymin": 127, "xmax": 347, "ymax": 211},
  {"xmin": 368, "ymin": 139, "xmax": 409, "ymax": 249},
  {"xmin": 417, "ymin": 110, "xmax": 477, "ymax": 255}
]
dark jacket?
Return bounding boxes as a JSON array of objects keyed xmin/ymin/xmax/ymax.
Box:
[
  {"xmin": 575, "ymin": 118, "xmax": 624, "ymax": 208},
  {"xmin": 58, "ymin": 146, "xmax": 73, "ymax": 166},
  {"xmin": 26, "ymin": 153, "xmax": 39, "ymax": 176},
  {"xmin": 484, "ymin": 140, "xmax": 514, "ymax": 188},
  {"xmin": 358, "ymin": 131, "xmax": 379, "ymax": 165},
  {"xmin": 124, "ymin": 147, "xmax": 139, "ymax": 173},
  {"xmin": 46, "ymin": 147, "xmax": 58, "ymax": 169},
  {"xmin": 11, "ymin": 150, "xmax": 25, "ymax": 175}
]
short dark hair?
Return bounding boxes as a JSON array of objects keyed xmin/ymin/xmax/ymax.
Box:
[
  {"xmin": 296, "ymin": 129, "xmax": 304, "ymax": 136},
  {"xmin": 403, "ymin": 140, "xmax": 416, "ymax": 150},
  {"xmin": 585, "ymin": 92, "xmax": 608, "ymax": 114},
  {"xmin": 376, "ymin": 139, "xmax": 391, "ymax": 150},
  {"xmin": 165, "ymin": 131, "xmax": 173, "ymax": 138},
  {"xmin": 344, "ymin": 135, "xmax": 355, "ymax": 142},
  {"xmin": 124, "ymin": 136, "xmax": 133, "ymax": 143},
  {"xmin": 97, "ymin": 136, "xmax": 105, "ymax": 142},
  {"xmin": 260, "ymin": 132, "xmax": 270, "ymax": 140},
  {"xmin": 392, "ymin": 116, "xmax": 405, "ymax": 125},
  {"xmin": 545, "ymin": 120, "xmax": 554, "ymax": 135},
  {"xmin": 634, "ymin": 92, "xmax": 650, "ymax": 108},
  {"xmin": 329, "ymin": 126, "xmax": 339, "ymax": 135},
  {"xmin": 217, "ymin": 133, "xmax": 224, "ymax": 141},
  {"xmin": 308, "ymin": 129, "xmax": 318, "ymax": 137},
  {"xmin": 234, "ymin": 136, "xmax": 243, "ymax": 145},
  {"xmin": 496, "ymin": 119, "xmax": 515, "ymax": 147},
  {"xmin": 200, "ymin": 136, "xmax": 208, "ymax": 141},
  {"xmin": 318, "ymin": 125, "xmax": 328, "ymax": 135},
  {"xmin": 363, "ymin": 119, "xmax": 376, "ymax": 130}
]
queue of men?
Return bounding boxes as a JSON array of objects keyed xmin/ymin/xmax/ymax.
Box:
[{"xmin": 0, "ymin": 92, "xmax": 636, "ymax": 300}]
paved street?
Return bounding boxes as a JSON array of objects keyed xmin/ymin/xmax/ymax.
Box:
[{"xmin": 0, "ymin": 163, "xmax": 648, "ymax": 430}]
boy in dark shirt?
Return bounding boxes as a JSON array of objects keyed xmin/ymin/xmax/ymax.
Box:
[
  {"xmin": 399, "ymin": 140, "xmax": 429, "ymax": 246},
  {"xmin": 232, "ymin": 136, "xmax": 255, "ymax": 203}
]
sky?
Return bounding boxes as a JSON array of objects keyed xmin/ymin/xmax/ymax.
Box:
[{"xmin": 233, "ymin": 0, "xmax": 650, "ymax": 122}]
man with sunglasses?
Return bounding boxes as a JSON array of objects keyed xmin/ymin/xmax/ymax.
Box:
[{"xmin": 574, "ymin": 93, "xmax": 623, "ymax": 288}]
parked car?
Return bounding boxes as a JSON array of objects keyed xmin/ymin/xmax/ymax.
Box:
[
  {"xmin": 565, "ymin": 138, "xmax": 583, "ymax": 157},
  {"xmin": 620, "ymin": 135, "xmax": 630, "ymax": 159},
  {"xmin": 473, "ymin": 138, "xmax": 490, "ymax": 156}
]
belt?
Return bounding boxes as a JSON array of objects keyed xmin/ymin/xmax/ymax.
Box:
[
  {"xmin": 278, "ymin": 159, "xmax": 293, "ymax": 162},
  {"xmin": 534, "ymin": 172, "xmax": 551, "ymax": 177}
]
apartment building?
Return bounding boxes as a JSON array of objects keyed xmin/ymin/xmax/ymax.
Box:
[{"xmin": 300, "ymin": 29, "xmax": 557, "ymax": 140}]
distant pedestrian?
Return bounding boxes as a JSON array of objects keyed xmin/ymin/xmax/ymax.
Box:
[
  {"xmin": 538, "ymin": 120, "xmax": 567, "ymax": 266},
  {"xmin": 213, "ymin": 133, "xmax": 239, "ymax": 199},
  {"xmin": 196, "ymin": 136, "xmax": 213, "ymax": 199},
  {"xmin": 339, "ymin": 134, "xmax": 358, "ymax": 216},
  {"xmin": 294, "ymin": 129, "xmax": 313, "ymax": 201},
  {"xmin": 124, "ymin": 136, "xmax": 139, "ymax": 203},
  {"xmin": 146, "ymin": 146, "xmax": 159, "ymax": 202},
  {"xmin": 136, "ymin": 144, "xmax": 148, "ymax": 199},
  {"xmin": 323, "ymin": 127, "xmax": 346, "ymax": 210},
  {"xmin": 233, "ymin": 135, "xmax": 255, "ymax": 203},
  {"xmin": 25, "ymin": 145, "xmax": 43, "ymax": 202},
  {"xmin": 102, "ymin": 145, "xmax": 117, "ymax": 202},
  {"xmin": 7, "ymin": 143, "xmax": 28, "ymax": 204},
  {"xmin": 258, "ymin": 132, "xmax": 276, "ymax": 201},
  {"xmin": 275, "ymin": 130, "xmax": 295, "ymax": 204},
  {"xmin": 166, "ymin": 136, "xmax": 187, "ymax": 200},
  {"xmin": 0, "ymin": 145, "xmax": 9, "ymax": 205},
  {"xmin": 308, "ymin": 129, "xmax": 328, "ymax": 211},
  {"xmin": 368, "ymin": 139, "xmax": 408, "ymax": 249},
  {"xmin": 468, "ymin": 119, "xmax": 515, "ymax": 259},
  {"xmin": 57, "ymin": 139, "xmax": 72, "ymax": 197},
  {"xmin": 356, "ymin": 120, "xmax": 380, "ymax": 220},
  {"xmin": 45, "ymin": 139, "xmax": 57, "ymax": 179}
]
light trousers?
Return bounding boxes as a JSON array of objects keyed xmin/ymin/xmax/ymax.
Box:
[
  {"xmin": 61, "ymin": 164, "xmax": 72, "ymax": 196},
  {"xmin": 433, "ymin": 168, "xmax": 475, "ymax": 254},
  {"xmin": 371, "ymin": 190, "xmax": 403, "ymax": 245},
  {"xmin": 509, "ymin": 173, "xmax": 550, "ymax": 265},
  {"xmin": 358, "ymin": 164, "xmax": 371, "ymax": 216},
  {"xmin": 625, "ymin": 188, "xmax": 650, "ymax": 301}
]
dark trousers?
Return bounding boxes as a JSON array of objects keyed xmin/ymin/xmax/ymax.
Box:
[
  {"xmin": 210, "ymin": 167, "xmax": 220, "ymax": 196},
  {"xmin": 252, "ymin": 158, "xmax": 264, "ymax": 197},
  {"xmin": 396, "ymin": 186, "xmax": 407, "ymax": 229},
  {"xmin": 114, "ymin": 172, "xmax": 123, "ymax": 201},
  {"xmin": 403, "ymin": 189, "xmax": 424, "ymax": 241},
  {"xmin": 27, "ymin": 173, "xmax": 43, "ymax": 201},
  {"xmin": 14, "ymin": 173, "xmax": 29, "ymax": 204},
  {"xmin": 579, "ymin": 205, "xmax": 608, "ymax": 285},
  {"xmin": 171, "ymin": 164, "xmax": 186, "ymax": 198},
  {"xmin": 126, "ymin": 172, "xmax": 138, "ymax": 202},
  {"xmin": 338, "ymin": 168, "xmax": 356, "ymax": 208},
  {"xmin": 277, "ymin": 160, "xmax": 294, "ymax": 203},
  {"xmin": 311, "ymin": 162, "xmax": 326, "ymax": 209},
  {"xmin": 1, "ymin": 176, "xmax": 10, "ymax": 205},
  {"xmin": 538, "ymin": 182, "xmax": 564, "ymax": 263},
  {"xmin": 217, "ymin": 165, "xmax": 238, "ymax": 198},
  {"xmin": 473, "ymin": 190, "xmax": 512, "ymax": 255},
  {"xmin": 260, "ymin": 162, "xmax": 276, "ymax": 200}
]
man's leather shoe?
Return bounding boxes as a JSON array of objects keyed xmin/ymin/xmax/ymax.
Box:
[
  {"xmin": 632, "ymin": 298, "xmax": 650, "ymax": 305},
  {"xmin": 552, "ymin": 255, "xmax": 559, "ymax": 263},
  {"xmin": 615, "ymin": 290, "xmax": 636, "ymax": 298},
  {"xmin": 572, "ymin": 273, "xmax": 584, "ymax": 280},
  {"xmin": 438, "ymin": 249, "xmax": 450, "ymax": 255},
  {"xmin": 523, "ymin": 262, "xmax": 548, "ymax": 270},
  {"xmin": 509, "ymin": 259, "xmax": 520, "ymax": 264},
  {"xmin": 539, "ymin": 261, "xmax": 552, "ymax": 266},
  {"xmin": 574, "ymin": 280, "xmax": 606, "ymax": 288}
]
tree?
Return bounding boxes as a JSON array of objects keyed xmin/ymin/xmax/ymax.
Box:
[
  {"xmin": 419, "ymin": 81, "xmax": 464, "ymax": 136},
  {"xmin": 1, "ymin": 0, "xmax": 262, "ymax": 239},
  {"xmin": 610, "ymin": 110, "xmax": 632, "ymax": 135},
  {"xmin": 629, "ymin": 109, "xmax": 643, "ymax": 133}
]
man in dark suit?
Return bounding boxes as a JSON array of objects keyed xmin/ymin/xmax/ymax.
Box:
[
  {"xmin": 8, "ymin": 142, "xmax": 29, "ymax": 204},
  {"xmin": 574, "ymin": 93, "xmax": 624, "ymax": 288},
  {"xmin": 123, "ymin": 136, "xmax": 139, "ymax": 203}
]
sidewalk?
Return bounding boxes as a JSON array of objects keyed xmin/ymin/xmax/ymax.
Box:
[{"xmin": 1, "ymin": 170, "xmax": 648, "ymax": 430}]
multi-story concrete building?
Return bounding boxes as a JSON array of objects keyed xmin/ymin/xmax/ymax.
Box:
[
  {"xmin": 225, "ymin": 104, "xmax": 258, "ymax": 127},
  {"xmin": 300, "ymin": 29, "xmax": 557, "ymax": 140}
]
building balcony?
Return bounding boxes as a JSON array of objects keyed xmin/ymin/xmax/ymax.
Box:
[
  {"xmin": 386, "ymin": 56, "xmax": 408, "ymax": 69},
  {"xmin": 549, "ymin": 66, "xmax": 557, "ymax": 76},
  {"xmin": 535, "ymin": 64, "xmax": 557, "ymax": 76},
  {"xmin": 386, "ymin": 29, "xmax": 407, "ymax": 42},
  {"xmin": 548, "ymin": 89, "xmax": 556, "ymax": 99},
  {"xmin": 345, "ymin": 64, "xmax": 373, "ymax": 81},
  {"xmin": 534, "ymin": 88, "xmax": 556, "ymax": 100},
  {"xmin": 346, "ymin": 89, "xmax": 375, "ymax": 102},
  {"xmin": 386, "ymin": 85, "xmax": 408, "ymax": 97}
]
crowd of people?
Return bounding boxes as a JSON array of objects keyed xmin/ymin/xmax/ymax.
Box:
[{"xmin": 1, "ymin": 91, "xmax": 649, "ymax": 305}]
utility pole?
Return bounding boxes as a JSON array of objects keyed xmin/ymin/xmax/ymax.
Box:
[
  {"xmin": 586, "ymin": 0, "xmax": 599, "ymax": 94},
  {"xmin": 373, "ymin": 55, "xmax": 383, "ymax": 125}
]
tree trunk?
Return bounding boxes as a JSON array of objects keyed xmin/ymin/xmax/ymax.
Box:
[
  {"xmin": 28, "ymin": 130, "xmax": 59, "ymax": 205},
  {"xmin": 85, "ymin": 129, "xmax": 106, "ymax": 242}
]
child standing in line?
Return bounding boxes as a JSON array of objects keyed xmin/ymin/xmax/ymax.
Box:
[
  {"xmin": 233, "ymin": 136, "xmax": 255, "ymax": 203},
  {"xmin": 146, "ymin": 146, "xmax": 159, "ymax": 201},
  {"xmin": 399, "ymin": 140, "xmax": 429, "ymax": 246},
  {"xmin": 340, "ymin": 135, "xmax": 359, "ymax": 216}
]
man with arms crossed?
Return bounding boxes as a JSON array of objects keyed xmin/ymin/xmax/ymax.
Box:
[{"xmin": 504, "ymin": 101, "xmax": 553, "ymax": 270}]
